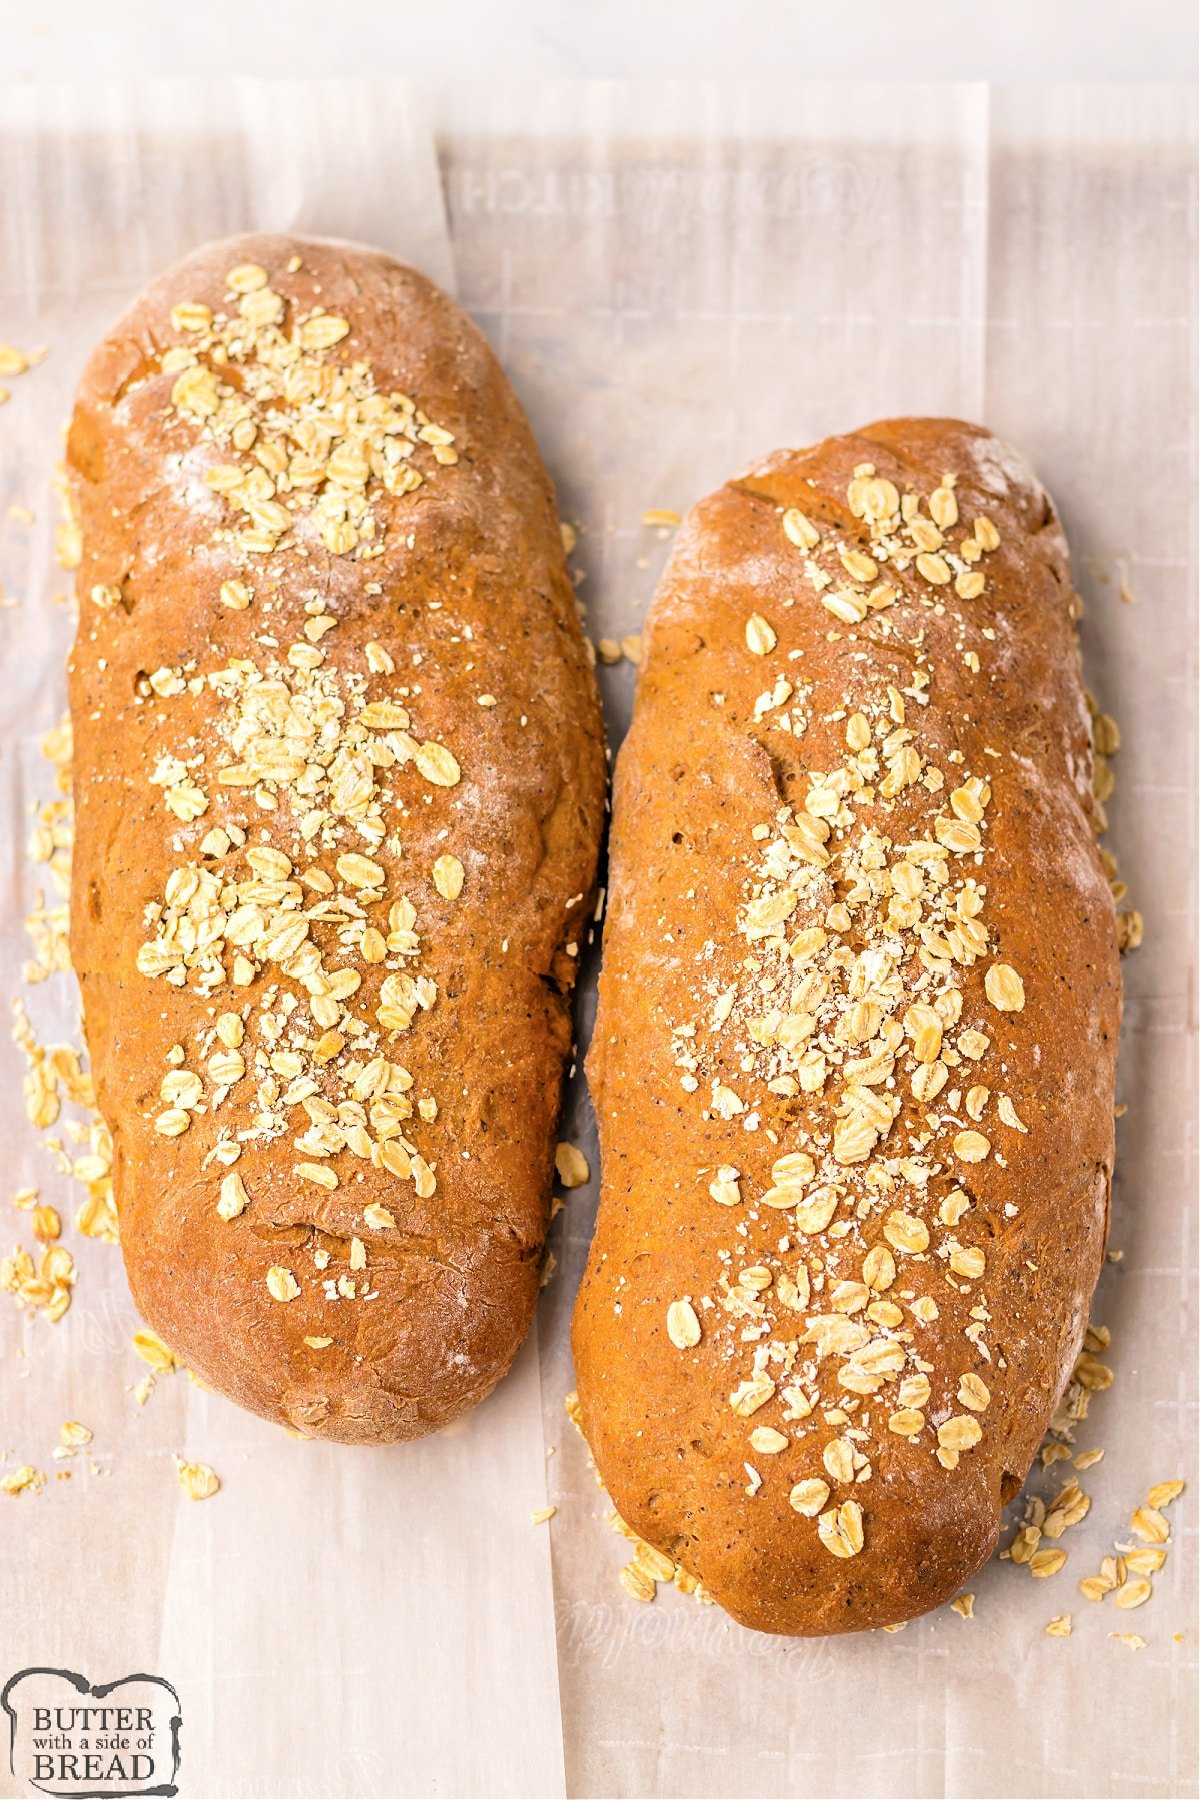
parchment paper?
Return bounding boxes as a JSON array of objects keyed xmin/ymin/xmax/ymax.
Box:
[
  {"xmin": 0, "ymin": 80, "xmax": 564, "ymax": 1800},
  {"xmin": 1, "ymin": 76, "xmax": 1195, "ymax": 1800},
  {"xmin": 434, "ymin": 80, "xmax": 1198, "ymax": 1800}
]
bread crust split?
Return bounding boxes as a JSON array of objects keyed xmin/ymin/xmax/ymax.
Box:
[
  {"xmin": 68, "ymin": 234, "xmax": 605, "ymax": 1444},
  {"xmin": 573, "ymin": 418, "xmax": 1120, "ymax": 1634}
]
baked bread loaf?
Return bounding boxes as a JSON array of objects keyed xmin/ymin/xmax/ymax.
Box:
[
  {"xmin": 573, "ymin": 419, "xmax": 1120, "ymax": 1633},
  {"xmin": 67, "ymin": 234, "xmax": 605, "ymax": 1443}
]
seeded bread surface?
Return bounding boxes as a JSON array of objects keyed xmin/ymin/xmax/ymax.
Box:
[
  {"xmin": 68, "ymin": 234, "xmax": 605, "ymax": 1444},
  {"xmin": 573, "ymin": 419, "xmax": 1120, "ymax": 1633}
]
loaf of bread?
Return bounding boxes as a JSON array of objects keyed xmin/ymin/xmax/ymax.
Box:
[
  {"xmin": 574, "ymin": 419, "xmax": 1120, "ymax": 1633},
  {"xmin": 67, "ymin": 234, "xmax": 605, "ymax": 1443}
]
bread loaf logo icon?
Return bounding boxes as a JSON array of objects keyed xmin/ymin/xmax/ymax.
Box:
[{"xmin": 1, "ymin": 1668, "xmax": 180, "ymax": 1797}]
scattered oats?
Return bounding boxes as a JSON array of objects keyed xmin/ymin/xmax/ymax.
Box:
[
  {"xmin": 730, "ymin": 1374, "xmax": 775, "ymax": 1417},
  {"xmin": 1045, "ymin": 1615, "xmax": 1072, "ymax": 1638},
  {"xmin": 299, "ymin": 312, "xmax": 351, "ymax": 349},
  {"xmin": 845, "ymin": 712, "xmax": 871, "ymax": 752},
  {"xmin": 1130, "ymin": 1506, "xmax": 1170, "ymax": 1544},
  {"xmin": 1147, "ymin": 1480, "xmax": 1184, "ymax": 1508},
  {"xmin": 2, "ymin": 1240, "xmax": 77, "ymax": 1323},
  {"xmin": 667, "ymin": 1298, "xmax": 702, "ymax": 1349},
  {"xmin": 154, "ymin": 1108, "xmax": 190, "ymax": 1138},
  {"xmin": 337, "ymin": 852, "xmax": 385, "ymax": 890},
  {"xmin": 985, "ymin": 962, "xmax": 1025, "ymax": 1011},
  {"xmin": 133, "ymin": 1329, "xmax": 180, "ymax": 1373},
  {"xmin": 170, "ymin": 301, "xmax": 213, "ymax": 334},
  {"xmin": 817, "ymin": 1498, "xmax": 864, "ymax": 1558},
  {"xmin": 1030, "ymin": 1548, "xmax": 1068, "ymax": 1578},
  {"xmin": 265, "ymin": 1266, "xmax": 300, "ymax": 1303},
  {"xmin": 782, "ymin": 507, "xmax": 820, "ymax": 551},
  {"xmin": 884, "ymin": 1210, "xmax": 929, "ymax": 1255},
  {"xmin": 641, "ymin": 509, "xmax": 681, "ymax": 528},
  {"xmin": 295, "ymin": 1161, "xmax": 338, "ymax": 1191},
  {"xmin": 929, "ymin": 486, "xmax": 959, "ymax": 530},
  {"xmin": 823, "ymin": 1438, "xmax": 855, "ymax": 1483},
  {"xmin": 953, "ymin": 1130, "xmax": 991, "ymax": 1163},
  {"xmin": 950, "ymin": 1593, "xmax": 974, "ymax": 1619},
  {"xmin": 619, "ymin": 1561, "xmax": 656, "ymax": 1602},
  {"xmin": 937, "ymin": 1415, "xmax": 982, "ymax": 1453},
  {"xmin": 916, "ymin": 552, "xmax": 952, "ymax": 586},
  {"xmin": 415, "ymin": 741, "xmax": 461, "ymax": 787},
  {"xmin": 789, "ymin": 1478, "xmax": 830, "ymax": 1516},
  {"xmin": 635, "ymin": 1542, "xmax": 678, "ymax": 1584},
  {"xmin": 958, "ymin": 1372, "xmax": 991, "ymax": 1411},
  {"xmin": 708, "ymin": 1166, "xmax": 742, "ymax": 1207},
  {"xmin": 217, "ymin": 1172, "xmax": 250, "ymax": 1221},
  {"xmin": 531, "ymin": 1505, "xmax": 557, "ymax": 1524},
  {"xmin": 175, "ymin": 1458, "xmax": 220, "ymax": 1501},
  {"xmin": 359, "ymin": 700, "xmax": 412, "ymax": 729},
  {"xmin": 433, "ymin": 854, "xmax": 464, "ymax": 900},
  {"xmin": 555, "ymin": 1143, "xmax": 590, "ymax": 1188},
  {"xmin": 1093, "ymin": 712, "xmax": 1120, "ymax": 755},
  {"xmin": 226, "ymin": 262, "xmax": 269, "ymax": 293},
  {"xmin": 745, "ymin": 613, "xmax": 777, "ymax": 656},
  {"xmin": 1, "ymin": 1465, "xmax": 45, "ymax": 1496},
  {"xmin": 888, "ymin": 1409, "xmax": 925, "ymax": 1437}
]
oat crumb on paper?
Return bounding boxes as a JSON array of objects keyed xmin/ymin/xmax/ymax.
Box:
[
  {"xmin": 555, "ymin": 1142, "xmax": 590, "ymax": 1188},
  {"xmin": 0, "ymin": 341, "xmax": 33, "ymax": 377},
  {"xmin": 174, "ymin": 1457, "xmax": 221, "ymax": 1501},
  {"xmin": 1, "ymin": 1464, "xmax": 46, "ymax": 1495},
  {"xmin": 1, "ymin": 1237, "xmax": 76, "ymax": 1322}
]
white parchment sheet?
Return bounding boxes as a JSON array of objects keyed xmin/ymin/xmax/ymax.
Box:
[
  {"xmin": 0, "ymin": 76, "xmax": 1196, "ymax": 1800},
  {"xmin": 0, "ymin": 81, "xmax": 564, "ymax": 1800},
  {"xmin": 434, "ymin": 81, "xmax": 1198, "ymax": 1799}
]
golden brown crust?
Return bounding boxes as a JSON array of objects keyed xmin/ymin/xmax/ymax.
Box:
[
  {"xmin": 68, "ymin": 234, "xmax": 605, "ymax": 1444},
  {"xmin": 573, "ymin": 418, "xmax": 1120, "ymax": 1633}
]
